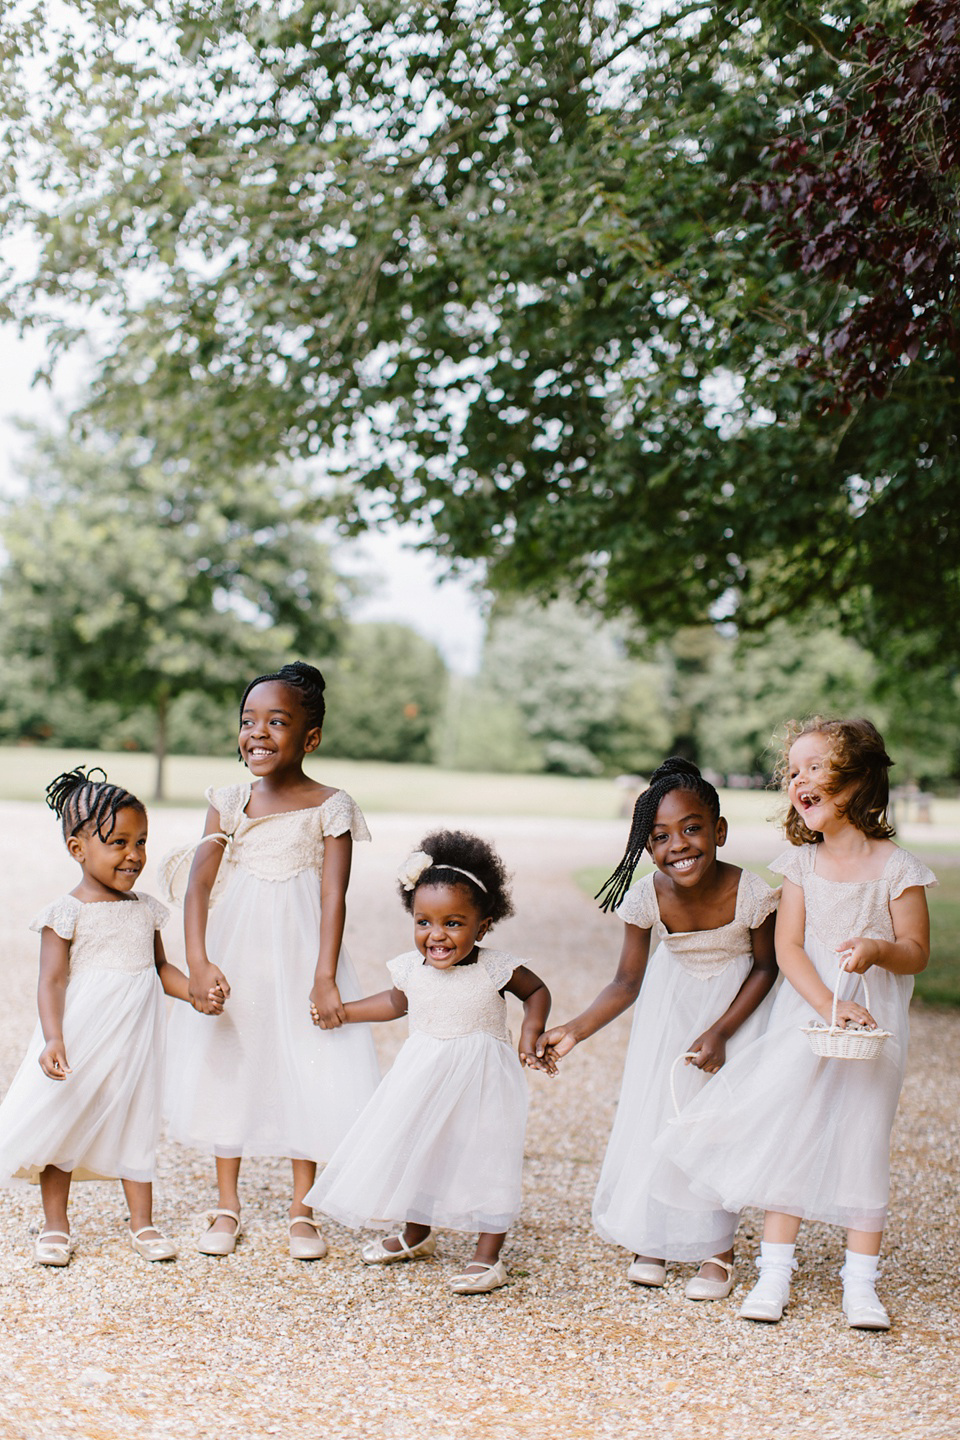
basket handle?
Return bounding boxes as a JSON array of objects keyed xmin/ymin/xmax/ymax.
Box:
[
  {"xmin": 669, "ymin": 1051, "xmax": 703, "ymax": 1117},
  {"xmin": 830, "ymin": 953, "xmax": 870, "ymax": 1030}
]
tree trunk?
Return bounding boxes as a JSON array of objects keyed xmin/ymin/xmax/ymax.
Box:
[{"xmin": 154, "ymin": 691, "xmax": 168, "ymax": 802}]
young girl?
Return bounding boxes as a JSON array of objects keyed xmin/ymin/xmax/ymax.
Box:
[
  {"xmin": 536, "ymin": 758, "xmax": 779, "ymax": 1298},
  {"xmin": 162, "ymin": 661, "xmax": 380, "ymax": 1259},
  {"xmin": 306, "ymin": 830, "xmax": 551, "ymax": 1294},
  {"xmin": 662, "ymin": 719, "xmax": 934, "ymax": 1329},
  {"xmin": 0, "ymin": 767, "xmax": 200, "ymax": 1265}
]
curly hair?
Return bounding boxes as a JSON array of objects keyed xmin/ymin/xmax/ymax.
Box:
[
  {"xmin": 776, "ymin": 717, "xmax": 895, "ymax": 845},
  {"xmin": 398, "ymin": 829, "xmax": 515, "ymax": 926},
  {"xmin": 596, "ymin": 758, "xmax": 721, "ymax": 913},
  {"xmin": 45, "ymin": 766, "xmax": 146, "ymax": 842},
  {"xmin": 239, "ymin": 660, "xmax": 327, "ymax": 730}
]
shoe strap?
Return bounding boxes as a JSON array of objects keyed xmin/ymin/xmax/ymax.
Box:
[
  {"xmin": 700, "ymin": 1257, "xmax": 735, "ymax": 1279},
  {"xmin": 288, "ymin": 1217, "xmax": 324, "ymax": 1234}
]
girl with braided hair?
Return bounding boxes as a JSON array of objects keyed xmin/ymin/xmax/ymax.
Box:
[
  {"xmin": 536, "ymin": 758, "xmax": 779, "ymax": 1299},
  {"xmin": 0, "ymin": 767, "xmax": 202, "ymax": 1266},
  {"xmin": 162, "ymin": 661, "xmax": 379, "ymax": 1260}
]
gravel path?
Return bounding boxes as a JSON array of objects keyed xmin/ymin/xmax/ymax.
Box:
[{"xmin": 0, "ymin": 802, "xmax": 957, "ymax": 1440}]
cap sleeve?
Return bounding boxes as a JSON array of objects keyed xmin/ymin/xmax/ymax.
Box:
[
  {"xmin": 387, "ymin": 951, "xmax": 419, "ymax": 991},
  {"xmin": 478, "ymin": 949, "xmax": 518, "ymax": 991},
  {"xmin": 29, "ymin": 895, "xmax": 81, "ymax": 940},
  {"xmin": 768, "ymin": 845, "xmax": 813, "ymax": 886},
  {"xmin": 615, "ymin": 873, "xmax": 659, "ymax": 930},
  {"xmin": 138, "ymin": 893, "xmax": 169, "ymax": 929},
  {"xmin": 319, "ymin": 790, "xmax": 371, "ymax": 843},
  {"xmin": 887, "ymin": 847, "xmax": 938, "ymax": 900},
  {"xmin": 206, "ymin": 783, "xmax": 250, "ymax": 835},
  {"xmin": 735, "ymin": 869, "xmax": 781, "ymax": 927}
]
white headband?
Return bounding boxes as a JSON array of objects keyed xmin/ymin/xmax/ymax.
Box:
[{"xmin": 397, "ymin": 850, "xmax": 488, "ymax": 894}]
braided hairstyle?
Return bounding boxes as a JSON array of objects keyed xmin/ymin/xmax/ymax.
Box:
[
  {"xmin": 398, "ymin": 829, "xmax": 515, "ymax": 926},
  {"xmin": 46, "ymin": 766, "xmax": 146, "ymax": 842},
  {"xmin": 239, "ymin": 661, "xmax": 327, "ymax": 729},
  {"xmin": 596, "ymin": 757, "xmax": 721, "ymax": 913}
]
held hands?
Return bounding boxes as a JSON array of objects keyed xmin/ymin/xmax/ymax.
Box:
[
  {"xmin": 532, "ymin": 1023, "xmax": 578, "ymax": 1075},
  {"xmin": 686, "ymin": 1027, "xmax": 727, "ymax": 1074},
  {"xmin": 519, "ymin": 1029, "xmax": 557, "ymax": 1075},
  {"xmin": 39, "ymin": 1038, "xmax": 71, "ymax": 1080},
  {"xmin": 189, "ymin": 961, "xmax": 231, "ymax": 1014},
  {"xmin": 310, "ymin": 978, "xmax": 345, "ymax": 1029}
]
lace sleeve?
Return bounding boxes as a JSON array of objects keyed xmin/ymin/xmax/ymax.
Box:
[
  {"xmin": 319, "ymin": 790, "xmax": 372, "ymax": 842},
  {"xmin": 768, "ymin": 845, "xmax": 812, "ymax": 886},
  {"xmin": 615, "ymin": 873, "xmax": 658, "ymax": 930},
  {"xmin": 138, "ymin": 893, "xmax": 169, "ymax": 929},
  {"xmin": 386, "ymin": 952, "xmax": 418, "ymax": 991},
  {"xmin": 478, "ymin": 949, "xmax": 519, "ymax": 991},
  {"xmin": 736, "ymin": 869, "xmax": 781, "ymax": 927},
  {"xmin": 29, "ymin": 895, "xmax": 80, "ymax": 940},
  {"xmin": 206, "ymin": 783, "xmax": 250, "ymax": 834},
  {"xmin": 887, "ymin": 847, "xmax": 938, "ymax": 899}
]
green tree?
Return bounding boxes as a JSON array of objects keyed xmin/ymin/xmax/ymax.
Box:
[
  {"xmin": 319, "ymin": 622, "xmax": 447, "ymax": 764},
  {"xmin": 1, "ymin": 1, "xmax": 956, "ymax": 656},
  {"xmin": 0, "ymin": 428, "xmax": 343, "ymax": 797}
]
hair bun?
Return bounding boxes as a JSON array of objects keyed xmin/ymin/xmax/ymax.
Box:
[
  {"xmin": 648, "ymin": 756, "xmax": 702, "ymax": 786},
  {"xmin": 45, "ymin": 765, "xmax": 107, "ymax": 818},
  {"xmin": 283, "ymin": 660, "xmax": 325, "ymax": 693}
]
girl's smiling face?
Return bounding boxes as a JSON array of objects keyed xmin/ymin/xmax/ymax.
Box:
[
  {"xmin": 412, "ymin": 882, "xmax": 491, "ymax": 969},
  {"xmin": 67, "ymin": 805, "xmax": 148, "ymax": 898},
  {"xmin": 646, "ymin": 788, "xmax": 727, "ymax": 885},
  {"xmin": 787, "ymin": 732, "xmax": 845, "ymax": 833},
  {"xmin": 239, "ymin": 680, "xmax": 321, "ymax": 775}
]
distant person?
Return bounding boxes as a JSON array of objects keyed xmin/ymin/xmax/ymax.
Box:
[
  {"xmin": 307, "ymin": 829, "xmax": 551, "ymax": 1294},
  {"xmin": 536, "ymin": 758, "xmax": 779, "ymax": 1300},
  {"xmin": 0, "ymin": 767, "xmax": 203, "ymax": 1266},
  {"xmin": 161, "ymin": 661, "xmax": 380, "ymax": 1260},
  {"xmin": 662, "ymin": 718, "xmax": 935, "ymax": 1330}
]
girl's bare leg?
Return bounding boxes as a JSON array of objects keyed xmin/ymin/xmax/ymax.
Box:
[
  {"xmin": 846, "ymin": 1227, "xmax": 882, "ymax": 1257},
  {"xmin": 763, "ymin": 1210, "xmax": 802, "ymax": 1245},
  {"xmin": 289, "ymin": 1157, "xmax": 318, "ymax": 1238},
  {"xmin": 466, "ymin": 1231, "xmax": 506, "ymax": 1272},
  {"xmin": 121, "ymin": 1179, "xmax": 158, "ymax": 1235},
  {"xmin": 39, "ymin": 1164, "xmax": 72, "ymax": 1235},
  {"xmin": 209, "ymin": 1155, "xmax": 242, "ymax": 1233}
]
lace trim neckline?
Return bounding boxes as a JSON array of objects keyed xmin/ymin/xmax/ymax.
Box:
[
  {"xmin": 651, "ymin": 869, "xmax": 747, "ymax": 937},
  {"xmin": 809, "ymin": 846, "xmax": 898, "ymax": 885},
  {"xmin": 239, "ymin": 783, "xmax": 343, "ymax": 821}
]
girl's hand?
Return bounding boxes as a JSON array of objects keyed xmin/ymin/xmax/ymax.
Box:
[
  {"xmin": 39, "ymin": 1039, "xmax": 71, "ymax": 1080},
  {"xmin": 820, "ymin": 998, "xmax": 877, "ymax": 1030},
  {"xmin": 189, "ymin": 961, "xmax": 230, "ymax": 1013},
  {"xmin": 310, "ymin": 979, "xmax": 345, "ymax": 1029},
  {"xmin": 837, "ymin": 938, "xmax": 881, "ymax": 974},
  {"xmin": 519, "ymin": 1034, "xmax": 557, "ymax": 1075},
  {"xmin": 687, "ymin": 1028, "xmax": 727, "ymax": 1073},
  {"xmin": 534, "ymin": 1024, "xmax": 578, "ymax": 1065}
]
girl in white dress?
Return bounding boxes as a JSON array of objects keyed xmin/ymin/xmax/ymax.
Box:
[
  {"xmin": 162, "ymin": 662, "xmax": 380, "ymax": 1260},
  {"xmin": 307, "ymin": 829, "xmax": 551, "ymax": 1294},
  {"xmin": 662, "ymin": 719, "xmax": 934, "ymax": 1330},
  {"xmin": 536, "ymin": 758, "xmax": 779, "ymax": 1299},
  {"xmin": 0, "ymin": 767, "xmax": 201, "ymax": 1266}
]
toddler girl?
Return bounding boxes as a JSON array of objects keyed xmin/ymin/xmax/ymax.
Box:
[
  {"xmin": 307, "ymin": 829, "xmax": 551, "ymax": 1294},
  {"xmin": 162, "ymin": 661, "xmax": 380, "ymax": 1259},
  {"xmin": 536, "ymin": 758, "xmax": 779, "ymax": 1297},
  {"xmin": 662, "ymin": 719, "xmax": 934, "ymax": 1329},
  {"xmin": 0, "ymin": 767, "xmax": 199, "ymax": 1265}
]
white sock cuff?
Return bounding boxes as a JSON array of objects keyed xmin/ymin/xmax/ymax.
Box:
[
  {"xmin": 759, "ymin": 1240, "xmax": 797, "ymax": 1272},
  {"xmin": 841, "ymin": 1249, "xmax": 880, "ymax": 1281}
]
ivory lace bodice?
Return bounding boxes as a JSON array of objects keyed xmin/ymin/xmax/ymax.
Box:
[
  {"xmin": 615, "ymin": 869, "xmax": 779, "ymax": 979},
  {"xmin": 30, "ymin": 894, "xmax": 167, "ymax": 977},
  {"xmin": 769, "ymin": 844, "xmax": 937, "ymax": 954},
  {"xmin": 386, "ymin": 948, "xmax": 519, "ymax": 1042}
]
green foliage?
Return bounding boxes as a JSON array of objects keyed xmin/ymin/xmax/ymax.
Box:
[
  {"xmin": 319, "ymin": 622, "xmax": 447, "ymax": 764},
  {"xmin": 2, "ymin": 1, "xmax": 957, "ymax": 662},
  {"xmin": 0, "ymin": 427, "xmax": 343, "ymax": 795}
]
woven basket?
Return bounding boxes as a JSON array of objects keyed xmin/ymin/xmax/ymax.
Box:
[{"xmin": 800, "ymin": 965, "xmax": 892, "ymax": 1060}]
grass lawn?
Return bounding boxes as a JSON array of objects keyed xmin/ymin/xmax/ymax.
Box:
[{"xmin": 575, "ymin": 864, "xmax": 960, "ymax": 1008}]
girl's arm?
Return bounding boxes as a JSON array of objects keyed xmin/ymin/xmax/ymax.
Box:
[
  {"xmin": 840, "ymin": 885, "xmax": 930, "ymax": 977},
  {"xmin": 331, "ymin": 986, "xmax": 408, "ymax": 1026},
  {"xmin": 534, "ymin": 922, "xmax": 651, "ymax": 1065},
  {"xmin": 37, "ymin": 928, "xmax": 71, "ymax": 1080},
  {"xmin": 309, "ymin": 832, "xmax": 352, "ymax": 1028},
  {"xmin": 183, "ymin": 804, "xmax": 231, "ymax": 1012},
  {"xmin": 504, "ymin": 965, "xmax": 551, "ymax": 1072},
  {"xmin": 154, "ymin": 933, "xmax": 223, "ymax": 1011},
  {"xmin": 776, "ymin": 878, "xmax": 875, "ymax": 1028},
  {"xmin": 687, "ymin": 911, "xmax": 778, "ymax": 1072}
]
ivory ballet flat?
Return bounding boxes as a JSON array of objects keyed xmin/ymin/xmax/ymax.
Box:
[
  {"xmin": 288, "ymin": 1217, "xmax": 328, "ymax": 1261},
  {"xmin": 627, "ymin": 1258, "xmax": 667, "ymax": 1287},
  {"xmin": 843, "ymin": 1284, "xmax": 891, "ymax": 1331},
  {"xmin": 448, "ymin": 1258, "xmax": 508, "ymax": 1294},
  {"xmin": 685, "ymin": 1257, "xmax": 736, "ymax": 1301},
  {"xmin": 361, "ymin": 1232, "xmax": 436, "ymax": 1265},
  {"xmin": 198, "ymin": 1209, "xmax": 242, "ymax": 1256},
  {"xmin": 34, "ymin": 1229, "xmax": 76, "ymax": 1267},
  {"xmin": 130, "ymin": 1226, "xmax": 177, "ymax": 1262}
]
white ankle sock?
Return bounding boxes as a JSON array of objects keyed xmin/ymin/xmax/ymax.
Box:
[
  {"xmin": 759, "ymin": 1240, "xmax": 797, "ymax": 1272},
  {"xmin": 841, "ymin": 1249, "xmax": 880, "ymax": 1286}
]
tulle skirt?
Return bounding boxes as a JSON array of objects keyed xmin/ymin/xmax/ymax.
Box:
[
  {"xmin": 308, "ymin": 1031, "xmax": 528, "ymax": 1234},
  {"xmin": 164, "ymin": 867, "xmax": 380, "ymax": 1161},
  {"xmin": 0, "ymin": 967, "xmax": 166, "ymax": 1185}
]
